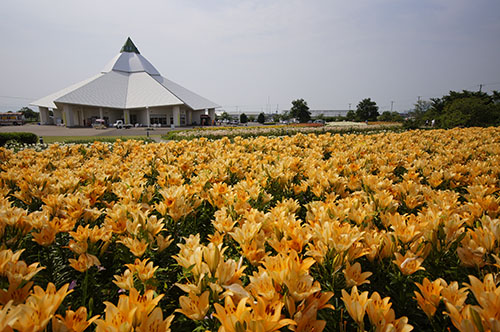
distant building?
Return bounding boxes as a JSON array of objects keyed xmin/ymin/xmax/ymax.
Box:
[
  {"xmin": 31, "ymin": 38, "xmax": 219, "ymax": 127},
  {"xmin": 308, "ymin": 110, "xmax": 349, "ymax": 117},
  {"xmin": 222, "ymin": 109, "xmax": 349, "ymax": 118}
]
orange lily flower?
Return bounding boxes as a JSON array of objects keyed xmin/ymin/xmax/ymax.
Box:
[
  {"xmin": 393, "ymin": 251, "xmax": 425, "ymax": 275},
  {"xmin": 343, "ymin": 261, "xmax": 372, "ymax": 287},
  {"xmin": 175, "ymin": 290, "xmax": 210, "ymax": 321},
  {"xmin": 136, "ymin": 308, "xmax": 174, "ymax": 332},
  {"xmin": 341, "ymin": 286, "xmax": 370, "ymax": 328},
  {"xmin": 414, "ymin": 278, "xmax": 444, "ymax": 318},
  {"xmin": 52, "ymin": 306, "xmax": 100, "ymax": 332}
]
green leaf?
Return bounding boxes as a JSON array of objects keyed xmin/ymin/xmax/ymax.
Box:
[{"xmin": 469, "ymin": 306, "xmax": 485, "ymax": 332}]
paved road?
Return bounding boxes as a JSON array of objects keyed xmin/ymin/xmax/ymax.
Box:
[{"xmin": 0, "ymin": 124, "xmax": 190, "ymax": 137}]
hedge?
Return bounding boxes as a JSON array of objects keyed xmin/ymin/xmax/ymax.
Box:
[{"xmin": 0, "ymin": 132, "xmax": 38, "ymax": 146}]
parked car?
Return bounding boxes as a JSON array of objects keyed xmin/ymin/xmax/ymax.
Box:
[
  {"xmin": 113, "ymin": 120, "xmax": 132, "ymax": 129},
  {"xmin": 92, "ymin": 119, "xmax": 107, "ymax": 129}
]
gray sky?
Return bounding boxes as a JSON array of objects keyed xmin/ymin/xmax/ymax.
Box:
[{"xmin": 1, "ymin": 0, "xmax": 500, "ymax": 114}]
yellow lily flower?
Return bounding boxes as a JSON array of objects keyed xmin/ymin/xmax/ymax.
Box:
[
  {"xmin": 52, "ymin": 306, "xmax": 100, "ymax": 332},
  {"xmin": 136, "ymin": 308, "xmax": 174, "ymax": 332},
  {"xmin": 94, "ymin": 295, "xmax": 137, "ymax": 332},
  {"xmin": 414, "ymin": 278, "xmax": 444, "ymax": 318},
  {"xmin": 343, "ymin": 261, "xmax": 372, "ymax": 288},
  {"xmin": 393, "ymin": 251, "xmax": 425, "ymax": 275},
  {"xmin": 341, "ymin": 286, "xmax": 370, "ymax": 328},
  {"xmin": 175, "ymin": 290, "xmax": 210, "ymax": 321},
  {"xmin": 118, "ymin": 236, "xmax": 149, "ymax": 257}
]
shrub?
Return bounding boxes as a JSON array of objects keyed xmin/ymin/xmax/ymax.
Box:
[
  {"xmin": 0, "ymin": 132, "xmax": 38, "ymax": 146},
  {"xmin": 257, "ymin": 112, "xmax": 266, "ymax": 124},
  {"xmin": 239, "ymin": 113, "xmax": 248, "ymax": 124}
]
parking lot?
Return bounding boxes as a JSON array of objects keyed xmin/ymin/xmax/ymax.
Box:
[{"xmin": 0, "ymin": 123, "xmax": 189, "ymax": 137}]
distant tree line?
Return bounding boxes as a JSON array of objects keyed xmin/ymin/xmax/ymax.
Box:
[
  {"xmin": 406, "ymin": 90, "xmax": 500, "ymax": 129},
  {"xmin": 216, "ymin": 90, "xmax": 500, "ymax": 128}
]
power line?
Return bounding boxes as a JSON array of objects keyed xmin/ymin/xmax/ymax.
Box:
[
  {"xmin": 0, "ymin": 95, "xmax": 35, "ymax": 100},
  {"xmin": 0, "ymin": 103, "xmax": 29, "ymax": 108}
]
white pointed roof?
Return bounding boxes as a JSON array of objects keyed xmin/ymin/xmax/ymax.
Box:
[
  {"xmin": 31, "ymin": 38, "xmax": 219, "ymax": 110},
  {"xmin": 101, "ymin": 52, "xmax": 161, "ymax": 76},
  {"xmin": 31, "ymin": 74, "xmax": 103, "ymax": 109},
  {"xmin": 52, "ymin": 71, "xmax": 183, "ymax": 109}
]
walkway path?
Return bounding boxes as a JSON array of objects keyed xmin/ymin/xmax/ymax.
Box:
[{"xmin": 0, "ymin": 124, "xmax": 188, "ymax": 137}]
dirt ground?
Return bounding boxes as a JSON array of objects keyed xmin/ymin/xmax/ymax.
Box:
[{"xmin": 0, "ymin": 124, "xmax": 187, "ymax": 137}]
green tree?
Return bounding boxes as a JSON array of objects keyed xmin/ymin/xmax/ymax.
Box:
[
  {"xmin": 378, "ymin": 111, "xmax": 403, "ymax": 122},
  {"xmin": 240, "ymin": 113, "xmax": 248, "ymax": 124},
  {"xmin": 419, "ymin": 90, "xmax": 500, "ymax": 128},
  {"xmin": 280, "ymin": 111, "xmax": 291, "ymax": 121},
  {"xmin": 492, "ymin": 90, "xmax": 500, "ymax": 103},
  {"xmin": 220, "ymin": 112, "xmax": 231, "ymax": 121},
  {"xmin": 355, "ymin": 98, "xmax": 379, "ymax": 121},
  {"xmin": 290, "ymin": 99, "xmax": 311, "ymax": 123},
  {"xmin": 257, "ymin": 112, "xmax": 266, "ymax": 124},
  {"xmin": 346, "ymin": 110, "xmax": 356, "ymax": 121},
  {"xmin": 407, "ymin": 99, "xmax": 432, "ymax": 126},
  {"xmin": 440, "ymin": 97, "xmax": 500, "ymax": 128},
  {"xmin": 17, "ymin": 107, "xmax": 39, "ymax": 121},
  {"xmin": 414, "ymin": 99, "xmax": 432, "ymax": 114},
  {"xmin": 248, "ymin": 115, "xmax": 256, "ymax": 122}
]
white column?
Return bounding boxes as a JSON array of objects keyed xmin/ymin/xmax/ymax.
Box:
[
  {"xmin": 146, "ymin": 107, "xmax": 150, "ymax": 127},
  {"xmin": 123, "ymin": 109, "xmax": 130, "ymax": 124},
  {"xmin": 63, "ymin": 104, "xmax": 74, "ymax": 127},
  {"xmin": 53, "ymin": 109, "xmax": 63, "ymax": 125},
  {"xmin": 99, "ymin": 107, "xmax": 103, "ymax": 120},
  {"xmin": 79, "ymin": 108, "xmax": 84, "ymax": 126},
  {"xmin": 187, "ymin": 109, "xmax": 192, "ymax": 125},
  {"xmin": 209, "ymin": 109, "xmax": 215, "ymax": 125},
  {"xmin": 39, "ymin": 107, "xmax": 48, "ymax": 124},
  {"xmin": 173, "ymin": 106, "xmax": 180, "ymax": 127}
]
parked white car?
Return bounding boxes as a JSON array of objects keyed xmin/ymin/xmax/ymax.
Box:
[{"xmin": 113, "ymin": 120, "xmax": 132, "ymax": 129}]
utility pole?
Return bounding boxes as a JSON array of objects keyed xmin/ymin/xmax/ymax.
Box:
[{"xmin": 390, "ymin": 101, "xmax": 394, "ymax": 112}]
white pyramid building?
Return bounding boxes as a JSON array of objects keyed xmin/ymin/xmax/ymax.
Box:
[{"xmin": 31, "ymin": 38, "xmax": 219, "ymax": 127}]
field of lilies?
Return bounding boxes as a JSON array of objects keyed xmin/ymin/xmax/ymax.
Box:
[
  {"xmin": 0, "ymin": 127, "xmax": 499, "ymax": 331},
  {"xmin": 162, "ymin": 122, "xmax": 401, "ymax": 141}
]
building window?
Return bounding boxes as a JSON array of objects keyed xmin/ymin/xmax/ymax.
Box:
[{"xmin": 151, "ymin": 115, "xmax": 167, "ymax": 126}]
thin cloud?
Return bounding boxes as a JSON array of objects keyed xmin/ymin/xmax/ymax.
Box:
[{"xmin": 0, "ymin": 0, "xmax": 499, "ymax": 113}]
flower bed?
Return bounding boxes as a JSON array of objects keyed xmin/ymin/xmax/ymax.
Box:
[
  {"xmin": 163, "ymin": 123, "xmax": 401, "ymax": 140},
  {"xmin": 0, "ymin": 127, "xmax": 499, "ymax": 331}
]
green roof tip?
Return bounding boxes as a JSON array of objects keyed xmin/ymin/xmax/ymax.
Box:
[{"xmin": 120, "ymin": 37, "xmax": 140, "ymax": 54}]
